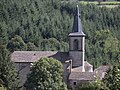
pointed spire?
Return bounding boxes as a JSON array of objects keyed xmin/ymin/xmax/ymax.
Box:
[
  {"xmin": 76, "ymin": 5, "xmax": 80, "ymax": 17},
  {"xmin": 72, "ymin": 5, "xmax": 85, "ymax": 36}
]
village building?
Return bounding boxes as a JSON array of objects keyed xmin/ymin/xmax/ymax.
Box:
[{"xmin": 11, "ymin": 5, "xmax": 109, "ymax": 90}]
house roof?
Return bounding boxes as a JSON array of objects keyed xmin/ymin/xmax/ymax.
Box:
[
  {"xmin": 94, "ymin": 65, "xmax": 109, "ymax": 73},
  {"xmin": 71, "ymin": 66, "xmax": 83, "ymax": 72},
  {"xmin": 84, "ymin": 61, "xmax": 93, "ymax": 67},
  {"xmin": 69, "ymin": 72, "xmax": 96, "ymax": 80},
  {"xmin": 84, "ymin": 61, "xmax": 93, "ymax": 72},
  {"xmin": 69, "ymin": 71, "xmax": 103, "ymax": 81},
  {"xmin": 69, "ymin": 65, "xmax": 109, "ymax": 81},
  {"xmin": 11, "ymin": 51, "xmax": 70, "ymax": 63}
]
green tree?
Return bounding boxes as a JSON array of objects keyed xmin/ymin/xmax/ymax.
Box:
[
  {"xmin": 0, "ymin": 29, "xmax": 19, "ymax": 90},
  {"xmin": 24, "ymin": 57, "xmax": 67, "ymax": 90},
  {"xmin": 75, "ymin": 79, "xmax": 109, "ymax": 90},
  {"xmin": 0, "ymin": 47, "xmax": 20, "ymax": 90},
  {"xmin": 0, "ymin": 0, "xmax": 120, "ymax": 67},
  {"xmin": 40, "ymin": 38, "xmax": 61, "ymax": 51},
  {"xmin": 27, "ymin": 42, "xmax": 37, "ymax": 51},
  {"xmin": 0, "ymin": 75, "xmax": 6, "ymax": 89},
  {"xmin": 103, "ymin": 65, "xmax": 120, "ymax": 90},
  {"xmin": 0, "ymin": 22, "xmax": 8, "ymax": 45},
  {"xmin": 7, "ymin": 35, "xmax": 27, "ymax": 52}
]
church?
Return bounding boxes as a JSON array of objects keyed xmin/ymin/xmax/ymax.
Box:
[{"xmin": 11, "ymin": 5, "xmax": 109, "ymax": 89}]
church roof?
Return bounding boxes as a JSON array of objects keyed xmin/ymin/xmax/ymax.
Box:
[
  {"xmin": 11, "ymin": 51, "xmax": 70, "ymax": 63},
  {"xmin": 69, "ymin": 5, "xmax": 85, "ymax": 36}
]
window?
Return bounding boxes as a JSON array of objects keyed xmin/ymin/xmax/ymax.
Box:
[
  {"xmin": 73, "ymin": 82, "xmax": 77, "ymax": 85},
  {"xmin": 74, "ymin": 39, "xmax": 79, "ymax": 50}
]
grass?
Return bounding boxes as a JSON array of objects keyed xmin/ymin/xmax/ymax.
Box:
[
  {"xmin": 80, "ymin": 1, "xmax": 120, "ymax": 4},
  {"xmin": 79, "ymin": 1, "xmax": 120, "ymax": 8},
  {"xmin": 80, "ymin": 1, "xmax": 98, "ymax": 4},
  {"xmin": 98, "ymin": 5, "xmax": 119, "ymax": 8},
  {"xmin": 61, "ymin": 1, "xmax": 120, "ymax": 8}
]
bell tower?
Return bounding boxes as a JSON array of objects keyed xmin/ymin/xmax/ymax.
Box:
[{"xmin": 69, "ymin": 5, "xmax": 85, "ymax": 71}]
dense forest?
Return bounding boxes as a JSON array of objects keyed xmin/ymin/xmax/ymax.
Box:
[{"xmin": 0, "ymin": 0, "xmax": 120, "ymax": 67}]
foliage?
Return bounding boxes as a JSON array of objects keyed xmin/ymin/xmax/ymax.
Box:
[
  {"xmin": 103, "ymin": 65, "xmax": 120, "ymax": 90},
  {"xmin": 0, "ymin": 47, "xmax": 19, "ymax": 90},
  {"xmin": 40, "ymin": 38, "xmax": 69, "ymax": 51},
  {"xmin": 86, "ymin": 29, "xmax": 119, "ymax": 67},
  {"xmin": 27, "ymin": 42, "xmax": 37, "ymax": 51},
  {"xmin": 7, "ymin": 35, "xmax": 27, "ymax": 52},
  {"xmin": 0, "ymin": 0, "xmax": 120, "ymax": 67},
  {"xmin": 75, "ymin": 79, "xmax": 109, "ymax": 90},
  {"xmin": 24, "ymin": 57, "xmax": 67, "ymax": 90},
  {"xmin": 0, "ymin": 22, "xmax": 8, "ymax": 45},
  {"xmin": 0, "ymin": 83, "xmax": 6, "ymax": 90},
  {"xmin": 0, "ymin": 23, "xmax": 19, "ymax": 90},
  {"xmin": 90, "ymin": 79, "xmax": 109, "ymax": 90}
]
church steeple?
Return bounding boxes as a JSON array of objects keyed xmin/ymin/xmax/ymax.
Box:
[
  {"xmin": 72, "ymin": 5, "xmax": 85, "ymax": 36},
  {"xmin": 69, "ymin": 5, "xmax": 85, "ymax": 71}
]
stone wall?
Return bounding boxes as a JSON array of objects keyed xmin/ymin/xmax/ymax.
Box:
[
  {"xmin": 69, "ymin": 79, "xmax": 90, "ymax": 89},
  {"xmin": 62, "ymin": 62, "xmax": 71, "ymax": 84}
]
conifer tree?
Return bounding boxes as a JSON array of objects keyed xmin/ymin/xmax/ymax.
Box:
[{"xmin": 0, "ymin": 27, "xmax": 19, "ymax": 90}]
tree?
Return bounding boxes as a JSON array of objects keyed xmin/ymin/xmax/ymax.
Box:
[
  {"xmin": 24, "ymin": 57, "xmax": 67, "ymax": 90},
  {"xmin": 40, "ymin": 38, "xmax": 61, "ymax": 51},
  {"xmin": 0, "ymin": 0, "xmax": 120, "ymax": 67},
  {"xmin": 27, "ymin": 42, "xmax": 37, "ymax": 51},
  {"xmin": 0, "ymin": 29, "xmax": 19, "ymax": 90},
  {"xmin": 7, "ymin": 35, "xmax": 27, "ymax": 52},
  {"xmin": 97, "ymin": 0, "xmax": 103, "ymax": 5},
  {"xmin": 0, "ymin": 22, "xmax": 8, "ymax": 45},
  {"xmin": 103, "ymin": 65, "xmax": 120, "ymax": 90},
  {"xmin": 75, "ymin": 78, "xmax": 109, "ymax": 90},
  {"xmin": 0, "ymin": 47, "xmax": 20, "ymax": 90}
]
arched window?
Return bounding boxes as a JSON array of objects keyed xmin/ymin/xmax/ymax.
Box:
[{"xmin": 74, "ymin": 39, "xmax": 79, "ymax": 50}]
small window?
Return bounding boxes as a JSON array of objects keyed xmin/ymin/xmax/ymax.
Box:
[
  {"xmin": 74, "ymin": 39, "xmax": 79, "ymax": 50},
  {"xmin": 73, "ymin": 82, "xmax": 77, "ymax": 85}
]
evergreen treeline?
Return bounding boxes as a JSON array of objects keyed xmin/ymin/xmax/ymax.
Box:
[
  {"xmin": 0, "ymin": 22, "xmax": 19, "ymax": 89},
  {"xmin": 0, "ymin": 0, "xmax": 120, "ymax": 67}
]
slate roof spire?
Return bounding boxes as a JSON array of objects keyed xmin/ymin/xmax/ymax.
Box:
[{"xmin": 72, "ymin": 5, "xmax": 85, "ymax": 36}]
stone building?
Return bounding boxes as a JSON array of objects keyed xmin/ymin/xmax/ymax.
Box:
[{"xmin": 11, "ymin": 5, "xmax": 109, "ymax": 90}]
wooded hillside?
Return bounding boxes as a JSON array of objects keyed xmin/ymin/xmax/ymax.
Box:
[{"xmin": 0, "ymin": 0, "xmax": 120, "ymax": 67}]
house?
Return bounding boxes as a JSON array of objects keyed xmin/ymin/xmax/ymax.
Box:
[{"xmin": 11, "ymin": 5, "xmax": 109, "ymax": 90}]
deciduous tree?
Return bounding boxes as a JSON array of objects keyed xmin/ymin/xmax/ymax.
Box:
[
  {"xmin": 103, "ymin": 65, "xmax": 120, "ymax": 90},
  {"xmin": 24, "ymin": 57, "xmax": 67, "ymax": 90}
]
